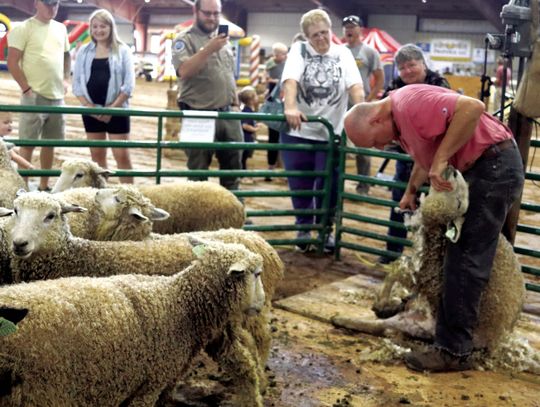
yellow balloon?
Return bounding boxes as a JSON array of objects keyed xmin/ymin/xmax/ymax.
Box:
[{"xmin": 238, "ymin": 37, "xmax": 252, "ymax": 47}]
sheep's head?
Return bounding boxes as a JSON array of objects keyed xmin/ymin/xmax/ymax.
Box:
[
  {"xmin": 51, "ymin": 159, "xmax": 113, "ymax": 192},
  {"xmin": 191, "ymin": 239, "xmax": 266, "ymax": 315},
  {"xmin": 420, "ymin": 166, "xmax": 469, "ymax": 242},
  {"xmin": 8, "ymin": 192, "xmax": 86, "ymax": 258},
  {"xmin": 94, "ymin": 186, "xmax": 169, "ymax": 240}
]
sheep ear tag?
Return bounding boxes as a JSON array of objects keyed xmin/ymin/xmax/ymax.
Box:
[
  {"xmin": 0, "ymin": 308, "xmax": 28, "ymax": 337},
  {"xmin": 192, "ymin": 244, "xmax": 207, "ymax": 258},
  {"xmin": 0, "ymin": 318, "xmax": 18, "ymax": 337}
]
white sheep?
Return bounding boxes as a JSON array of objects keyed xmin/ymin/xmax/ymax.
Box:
[
  {"xmin": 0, "ymin": 239, "xmax": 266, "ymax": 406},
  {"xmin": 51, "ymin": 158, "xmax": 246, "ymax": 233},
  {"xmin": 54, "ymin": 187, "xmax": 170, "ymax": 240},
  {"xmin": 1, "ymin": 191, "xmax": 283, "ymax": 404},
  {"xmin": 0, "ymin": 139, "xmax": 26, "ymax": 209},
  {"xmin": 72, "ymin": 185, "xmax": 284, "ymax": 398},
  {"xmin": 332, "ymin": 167, "xmax": 526, "ymax": 362}
]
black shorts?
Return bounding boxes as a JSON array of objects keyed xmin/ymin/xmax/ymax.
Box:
[{"xmin": 82, "ymin": 114, "xmax": 130, "ymax": 134}]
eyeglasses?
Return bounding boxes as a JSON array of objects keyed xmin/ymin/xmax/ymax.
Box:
[
  {"xmin": 198, "ymin": 9, "xmax": 221, "ymax": 18},
  {"xmin": 342, "ymin": 16, "xmax": 361, "ymax": 26},
  {"xmin": 308, "ymin": 29, "xmax": 330, "ymax": 40}
]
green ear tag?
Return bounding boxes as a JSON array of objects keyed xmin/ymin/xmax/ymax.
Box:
[
  {"xmin": 0, "ymin": 317, "xmax": 18, "ymax": 337},
  {"xmin": 192, "ymin": 244, "xmax": 207, "ymax": 258}
]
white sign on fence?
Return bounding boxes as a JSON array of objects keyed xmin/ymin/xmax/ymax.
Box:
[{"xmin": 180, "ymin": 118, "xmax": 216, "ymax": 142}]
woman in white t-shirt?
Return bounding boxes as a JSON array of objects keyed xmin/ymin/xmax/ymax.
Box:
[{"xmin": 281, "ymin": 8, "xmax": 364, "ymax": 253}]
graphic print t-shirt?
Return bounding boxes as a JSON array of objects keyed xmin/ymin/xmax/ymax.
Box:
[{"xmin": 281, "ymin": 41, "xmax": 361, "ymax": 141}]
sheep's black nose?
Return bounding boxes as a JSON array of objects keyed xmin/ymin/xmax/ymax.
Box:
[{"xmin": 12, "ymin": 240, "xmax": 28, "ymax": 250}]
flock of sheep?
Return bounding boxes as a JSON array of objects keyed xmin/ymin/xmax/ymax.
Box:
[
  {"xmin": 0, "ymin": 138, "xmax": 537, "ymax": 406},
  {"xmin": 0, "ymin": 140, "xmax": 284, "ymax": 406}
]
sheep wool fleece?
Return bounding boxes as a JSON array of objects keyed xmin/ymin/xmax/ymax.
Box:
[{"xmin": 0, "ymin": 241, "xmax": 264, "ymax": 406}]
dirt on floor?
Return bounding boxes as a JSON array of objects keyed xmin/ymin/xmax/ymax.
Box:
[{"xmin": 1, "ymin": 73, "xmax": 540, "ymax": 406}]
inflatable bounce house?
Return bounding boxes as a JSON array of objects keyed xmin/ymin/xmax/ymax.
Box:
[
  {"xmin": 0, "ymin": 17, "xmax": 89, "ymax": 70},
  {"xmin": 0, "ymin": 13, "xmax": 11, "ymax": 70}
]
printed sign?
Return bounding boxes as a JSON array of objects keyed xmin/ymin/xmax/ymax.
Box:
[
  {"xmin": 431, "ymin": 39, "xmax": 471, "ymax": 62},
  {"xmin": 180, "ymin": 117, "xmax": 216, "ymax": 142}
]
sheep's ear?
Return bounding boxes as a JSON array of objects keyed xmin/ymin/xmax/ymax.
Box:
[
  {"xmin": 0, "ymin": 308, "xmax": 28, "ymax": 337},
  {"xmin": 16, "ymin": 189, "xmax": 27, "ymax": 198},
  {"xmin": 60, "ymin": 203, "xmax": 87, "ymax": 214},
  {"xmin": 227, "ymin": 262, "xmax": 247, "ymax": 276},
  {"xmin": 442, "ymin": 166, "xmax": 456, "ymax": 181},
  {"xmin": 150, "ymin": 207, "xmax": 170, "ymax": 222},
  {"xmin": 445, "ymin": 216, "xmax": 465, "ymax": 243},
  {"xmin": 0, "ymin": 208, "xmax": 13, "ymax": 217},
  {"xmin": 97, "ymin": 168, "xmax": 114, "ymax": 179},
  {"xmin": 128, "ymin": 207, "xmax": 149, "ymax": 222}
]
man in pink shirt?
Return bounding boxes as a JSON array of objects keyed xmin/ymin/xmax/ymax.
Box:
[{"xmin": 344, "ymin": 84, "xmax": 524, "ymax": 372}]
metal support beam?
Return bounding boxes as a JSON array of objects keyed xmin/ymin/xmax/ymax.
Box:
[
  {"xmin": 469, "ymin": 0, "xmax": 504, "ymax": 31},
  {"xmin": 82, "ymin": 0, "xmax": 142, "ymax": 23},
  {"xmin": 2, "ymin": 0, "xmax": 34, "ymax": 16}
]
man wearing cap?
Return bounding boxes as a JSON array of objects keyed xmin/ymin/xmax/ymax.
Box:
[
  {"xmin": 342, "ymin": 15, "xmax": 384, "ymax": 195},
  {"xmin": 171, "ymin": 0, "xmax": 242, "ymax": 191},
  {"xmin": 7, "ymin": 0, "xmax": 70, "ymax": 192}
]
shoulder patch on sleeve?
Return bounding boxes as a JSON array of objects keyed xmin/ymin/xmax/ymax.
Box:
[{"xmin": 174, "ymin": 40, "xmax": 186, "ymax": 51}]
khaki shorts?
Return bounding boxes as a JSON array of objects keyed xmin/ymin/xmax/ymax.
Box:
[{"xmin": 19, "ymin": 93, "xmax": 65, "ymax": 140}]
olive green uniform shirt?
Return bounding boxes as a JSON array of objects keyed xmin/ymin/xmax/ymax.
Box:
[{"xmin": 172, "ymin": 25, "xmax": 237, "ymax": 110}]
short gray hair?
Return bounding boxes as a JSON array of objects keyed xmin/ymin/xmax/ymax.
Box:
[{"xmin": 394, "ymin": 43, "xmax": 426, "ymax": 66}]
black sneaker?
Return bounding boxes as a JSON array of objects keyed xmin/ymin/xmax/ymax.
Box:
[
  {"xmin": 295, "ymin": 231, "xmax": 313, "ymax": 253},
  {"xmin": 377, "ymin": 256, "xmax": 393, "ymax": 265},
  {"xmin": 405, "ymin": 347, "xmax": 472, "ymax": 373}
]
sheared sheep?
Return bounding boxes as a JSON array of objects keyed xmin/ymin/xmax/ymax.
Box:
[
  {"xmin": 332, "ymin": 167, "xmax": 527, "ymax": 364},
  {"xmin": 0, "ymin": 239, "xmax": 266, "ymax": 406},
  {"xmin": 51, "ymin": 158, "xmax": 246, "ymax": 233},
  {"xmin": 0, "ymin": 139, "xmax": 26, "ymax": 209}
]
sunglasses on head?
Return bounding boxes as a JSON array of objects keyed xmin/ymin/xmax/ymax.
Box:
[{"xmin": 342, "ymin": 16, "xmax": 361, "ymax": 26}]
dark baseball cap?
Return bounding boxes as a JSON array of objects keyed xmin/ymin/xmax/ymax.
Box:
[
  {"xmin": 40, "ymin": 0, "xmax": 60, "ymax": 5},
  {"xmin": 342, "ymin": 15, "xmax": 362, "ymax": 27}
]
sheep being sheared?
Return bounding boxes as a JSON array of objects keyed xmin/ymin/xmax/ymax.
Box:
[{"xmin": 332, "ymin": 167, "xmax": 527, "ymax": 360}]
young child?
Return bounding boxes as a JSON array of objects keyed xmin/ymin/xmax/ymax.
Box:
[
  {"xmin": 239, "ymin": 87, "xmax": 261, "ymax": 174},
  {"xmin": 0, "ymin": 111, "xmax": 34, "ymax": 170}
]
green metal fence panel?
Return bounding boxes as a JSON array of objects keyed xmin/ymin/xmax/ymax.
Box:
[{"xmin": 2, "ymin": 103, "xmax": 539, "ymax": 292}]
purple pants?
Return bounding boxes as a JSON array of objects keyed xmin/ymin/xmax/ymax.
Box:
[{"xmin": 280, "ymin": 133, "xmax": 338, "ymax": 226}]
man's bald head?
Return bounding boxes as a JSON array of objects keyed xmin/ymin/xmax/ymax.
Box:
[{"xmin": 344, "ymin": 103, "xmax": 378, "ymax": 148}]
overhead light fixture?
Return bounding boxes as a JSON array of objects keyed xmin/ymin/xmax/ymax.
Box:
[
  {"xmin": 76, "ymin": 0, "xmax": 83, "ymax": 3},
  {"xmin": 144, "ymin": 0, "xmax": 150, "ymax": 3},
  {"xmin": 422, "ymin": 0, "xmax": 427, "ymax": 3}
]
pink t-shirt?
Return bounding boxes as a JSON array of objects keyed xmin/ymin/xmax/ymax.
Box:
[{"xmin": 390, "ymin": 84, "xmax": 513, "ymax": 172}]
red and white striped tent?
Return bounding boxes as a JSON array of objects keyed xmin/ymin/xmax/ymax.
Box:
[
  {"xmin": 362, "ymin": 28, "xmax": 401, "ymax": 64},
  {"xmin": 335, "ymin": 28, "xmax": 401, "ymax": 64}
]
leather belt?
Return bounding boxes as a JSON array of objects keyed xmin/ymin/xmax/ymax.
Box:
[
  {"xmin": 178, "ymin": 102, "xmax": 230, "ymax": 112},
  {"xmin": 480, "ymin": 138, "xmax": 515, "ymax": 160}
]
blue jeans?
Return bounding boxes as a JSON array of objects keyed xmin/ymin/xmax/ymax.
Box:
[
  {"xmin": 435, "ymin": 142, "xmax": 524, "ymax": 355},
  {"xmin": 280, "ymin": 133, "xmax": 338, "ymax": 227}
]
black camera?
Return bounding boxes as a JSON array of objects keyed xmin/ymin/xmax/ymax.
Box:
[{"xmin": 486, "ymin": 0, "xmax": 534, "ymax": 58}]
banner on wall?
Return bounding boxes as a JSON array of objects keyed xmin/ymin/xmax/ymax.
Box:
[
  {"xmin": 430, "ymin": 38, "xmax": 471, "ymax": 62},
  {"xmin": 472, "ymin": 48, "xmax": 496, "ymax": 64}
]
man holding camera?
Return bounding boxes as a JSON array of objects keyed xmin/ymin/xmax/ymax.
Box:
[{"xmin": 172, "ymin": 0, "xmax": 242, "ymax": 191}]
